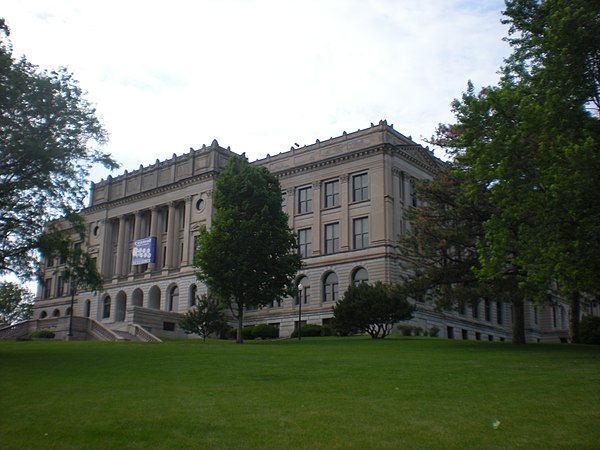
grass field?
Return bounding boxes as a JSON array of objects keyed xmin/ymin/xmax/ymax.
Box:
[{"xmin": 1, "ymin": 337, "xmax": 599, "ymax": 449}]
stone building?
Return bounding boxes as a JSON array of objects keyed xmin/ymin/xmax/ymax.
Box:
[{"xmin": 31, "ymin": 121, "xmax": 586, "ymax": 341}]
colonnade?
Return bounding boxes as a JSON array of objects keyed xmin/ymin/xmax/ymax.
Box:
[{"xmin": 104, "ymin": 196, "xmax": 194, "ymax": 278}]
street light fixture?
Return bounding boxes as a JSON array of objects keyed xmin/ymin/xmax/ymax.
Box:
[{"xmin": 297, "ymin": 283, "xmax": 303, "ymax": 341}]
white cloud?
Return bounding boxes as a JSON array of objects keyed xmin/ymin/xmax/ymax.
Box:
[{"xmin": 3, "ymin": 0, "xmax": 510, "ymax": 181}]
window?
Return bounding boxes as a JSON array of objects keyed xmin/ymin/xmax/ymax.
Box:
[
  {"xmin": 484, "ymin": 300, "xmax": 491, "ymax": 322},
  {"xmin": 324, "ymin": 223, "xmax": 339, "ymax": 254},
  {"xmin": 47, "ymin": 257, "xmax": 54, "ymax": 267},
  {"xmin": 296, "ymin": 276, "xmax": 310, "ymax": 305},
  {"xmin": 472, "ymin": 300, "xmax": 480, "ymax": 319},
  {"xmin": 163, "ymin": 322, "xmax": 176, "ymax": 331},
  {"xmin": 56, "ymin": 276, "xmax": 64, "ymax": 298},
  {"xmin": 324, "ymin": 180, "xmax": 339, "ymax": 208},
  {"xmin": 352, "ymin": 267, "xmax": 369, "ymax": 284},
  {"xmin": 189, "ymin": 285, "xmax": 197, "ymax": 307},
  {"xmin": 352, "ymin": 173, "xmax": 368, "ymax": 202},
  {"xmin": 168, "ymin": 286, "xmax": 179, "ymax": 311},
  {"xmin": 298, "ymin": 228, "xmax": 312, "ymax": 258},
  {"xmin": 323, "ymin": 272, "xmax": 339, "ymax": 302},
  {"xmin": 297, "ymin": 186, "xmax": 312, "ymax": 214},
  {"xmin": 409, "ymin": 179, "xmax": 418, "ymax": 207},
  {"xmin": 102, "ymin": 296, "xmax": 111, "ymax": 319},
  {"xmin": 496, "ymin": 301, "xmax": 503, "ymax": 324},
  {"xmin": 43, "ymin": 278, "xmax": 53, "ymax": 299},
  {"xmin": 353, "ymin": 217, "xmax": 369, "ymax": 249}
]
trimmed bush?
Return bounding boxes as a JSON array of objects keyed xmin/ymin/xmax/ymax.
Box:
[
  {"xmin": 429, "ymin": 326, "xmax": 440, "ymax": 338},
  {"xmin": 29, "ymin": 329, "xmax": 55, "ymax": 339},
  {"xmin": 291, "ymin": 324, "xmax": 323, "ymax": 338},
  {"xmin": 252, "ymin": 324, "xmax": 279, "ymax": 340},
  {"xmin": 580, "ymin": 315, "xmax": 600, "ymax": 345},
  {"xmin": 413, "ymin": 326, "xmax": 424, "ymax": 336},
  {"xmin": 397, "ymin": 324, "xmax": 413, "ymax": 336}
]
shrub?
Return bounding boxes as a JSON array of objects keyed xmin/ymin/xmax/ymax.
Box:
[
  {"xmin": 291, "ymin": 324, "xmax": 323, "ymax": 338},
  {"xmin": 243, "ymin": 326, "xmax": 255, "ymax": 340},
  {"xmin": 29, "ymin": 329, "xmax": 55, "ymax": 339},
  {"xmin": 580, "ymin": 315, "xmax": 600, "ymax": 345},
  {"xmin": 429, "ymin": 326, "xmax": 440, "ymax": 337},
  {"xmin": 252, "ymin": 324, "xmax": 279, "ymax": 340},
  {"xmin": 413, "ymin": 326, "xmax": 423, "ymax": 336},
  {"xmin": 397, "ymin": 324, "xmax": 413, "ymax": 336},
  {"xmin": 334, "ymin": 282, "xmax": 415, "ymax": 339}
]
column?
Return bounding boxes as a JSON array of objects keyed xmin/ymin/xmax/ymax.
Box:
[
  {"xmin": 165, "ymin": 202, "xmax": 177, "ymax": 268},
  {"xmin": 182, "ymin": 196, "xmax": 192, "ymax": 266},
  {"xmin": 149, "ymin": 206, "xmax": 159, "ymax": 272},
  {"xmin": 115, "ymin": 215, "xmax": 127, "ymax": 277},
  {"xmin": 131, "ymin": 211, "xmax": 142, "ymax": 274}
]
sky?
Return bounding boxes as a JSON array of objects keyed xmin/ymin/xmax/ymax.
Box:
[{"xmin": 3, "ymin": 0, "xmax": 511, "ymax": 183}]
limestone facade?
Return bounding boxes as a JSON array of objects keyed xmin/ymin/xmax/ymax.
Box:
[{"xmin": 34, "ymin": 121, "xmax": 591, "ymax": 341}]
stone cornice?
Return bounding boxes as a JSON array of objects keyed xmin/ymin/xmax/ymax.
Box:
[{"xmin": 84, "ymin": 171, "xmax": 219, "ymax": 214}]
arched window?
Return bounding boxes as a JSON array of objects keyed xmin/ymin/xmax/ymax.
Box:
[
  {"xmin": 66, "ymin": 307, "xmax": 72, "ymax": 316},
  {"xmin": 323, "ymin": 272, "xmax": 339, "ymax": 303},
  {"xmin": 39, "ymin": 311, "xmax": 47, "ymax": 319},
  {"xmin": 168, "ymin": 286, "xmax": 179, "ymax": 311},
  {"xmin": 102, "ymin": 296, "xmax": 111, "ymax": 319},
  {"xmin": 52, "ymin": 309, "xmax": 60, "ymax": 317},
  {"xmin": 352, "ymin": 267, "xmax": 369, "ymax": 284},
  {"xmin": 131, "ymin": 288, "xmax": 143, "ymax": 307},
  {"xmin": 296, "ymin": 276, "xmax": 310, "ymax": 305},
  {"xmin": 189, "ymin": 285, "xmax": 197, "ymax": 307},
  {"xmin": 148, "ymin": 286, "xmax": 161, "ymax": 309}
]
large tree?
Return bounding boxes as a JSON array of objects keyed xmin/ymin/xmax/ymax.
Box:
[
  {"xmin": 0, "ymin": 18, "xmax": 118, "ymax": 279},
  {"xmin": 428, "ymin": 0, "xmax": 600, "ymax": 342},
  {"xmin": 194, "ymin": 156, "xmax": 302, "ymax": 343},
  {"xmin": 0, "ymin": 281, "xmax": 33, "ymax": 325},
  {"xmin": 400, "ymin": 169, "xmax": 528, "ymax": 344}
]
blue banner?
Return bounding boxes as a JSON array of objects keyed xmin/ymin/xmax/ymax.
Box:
[{"xmin": 132, "ymin": 236, "xmax": 156, "ymax": 265}]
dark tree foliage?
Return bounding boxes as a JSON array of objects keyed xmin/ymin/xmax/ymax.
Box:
[
  {"xmin": 399, "ymin": 170, "xmax": 527, "ymax": 343},
  {"xmin": 179, "ymin": 294, "xmax": 227, "ymax": 341},
  {"xmin": 333, "ymin": 281, "xmax": 415, "ymax": 339},
  {"xmin": 0, "ymin": 18, "xmax": 118, "ymax": 279},
  {"xmin": 0, "ymin": 281, "xmax": 33, "ymax": 325},
  {"xmin": 39, "ymin": 213, "xmax": 104, "ymax": 294},
  {"xmin": 424, "ymin": 0, "xmax": 600, "ymax": 343},
  {"xmin": 194, "ymin": 156, "xmax": 302, "ymax": 343}
]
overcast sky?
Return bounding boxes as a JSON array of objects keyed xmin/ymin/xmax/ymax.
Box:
[{"xmin": 4, "ymin": 0, "xmax": 510, "ymax": 182}]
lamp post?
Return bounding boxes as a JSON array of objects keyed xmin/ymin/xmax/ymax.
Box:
[
  {"xmin": 67, "ymin": 277, "xmax": 77, "ymax": 338},
  {"xmin": 297, "ymin": 283, "xmax": 303, "ymax": 341}
]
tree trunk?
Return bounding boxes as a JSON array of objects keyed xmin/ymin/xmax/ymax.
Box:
[
  {"xmin": 511, "ymin": 296, "xmax": 526, "ymax": 345},
  {"xmin": 236, "ymin": 303, "xmax": 244, "ymax": 344},
  {"xmin": 569, "ymin": 291, "xmax": 581, "ymax": 344}
]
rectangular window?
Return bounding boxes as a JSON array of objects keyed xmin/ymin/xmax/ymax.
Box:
[
  {"xmin": 47, "ymin": 257, "xmax": 54, "ymax": 267},
  {"xmin": 56, "ymin": 276, "xmax": 64, "ymax": 298},
  {"xmin": 324, "ymin": 223, "xmax": 340, "ymax": 254},
  {"xmin": 297, "ymin": 186, "xmax": 312, "ymax": 214},
  {"xmin": 352, "ymin": 173, "xmax": 368, "ymax": 202},
  {"xmin": 44, "ymin": 278, "xmax": 53, "ymax": 299},
  {"xmin": 409, "ymin": 179, "xmax": 418, "ymax": 207},
  {"xmin": 298, "ymin": 228, "xmax": 312, "ymax": 258},
  {"xmin": 472, "ymin": 300, "xmax": 479, "ymax": 319},
  {"xmin": 353, "ymin": 217, "xmax": 369, "ymax": 249},
  {"xmin": 324, "ymin": 180, "xmax": 339, "ymax": 208},
  {"xmin": 497, "ymin": 301, "xmax": 503, "ymax": 324},
  {"xmin": 485, "ymin": 300, "xmax": 491, "ymax": 322}
]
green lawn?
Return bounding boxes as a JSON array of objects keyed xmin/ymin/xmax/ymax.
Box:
[{"xmin": 1, "ymin": 337, "xmax": 599, "ymax": 449}]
